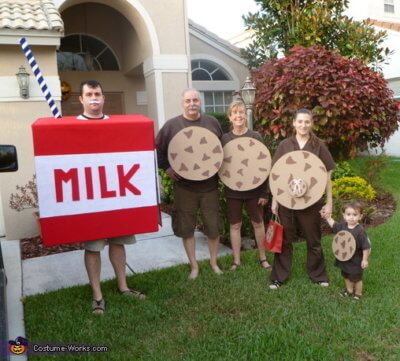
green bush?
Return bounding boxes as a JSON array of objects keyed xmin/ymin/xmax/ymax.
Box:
[
  {"xmin": 207, "ymin": 112, "xmax": 230, "ymax": 133},
  {"xmin": 332, "ymin": 176, "xmax": 376, "ymax": 202},
  {"xmin": 332, "ymin": 161, "xmax": 355, "ymax": 180},
  {"xmin": 332, "ymin": 176, "xmax": 376, "ymax": 220},
  {"xmin": 158, "ymin": 169, "xmax": 174, "ymax": 205}
]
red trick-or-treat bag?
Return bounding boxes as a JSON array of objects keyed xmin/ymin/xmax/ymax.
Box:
[{"xmin": 264, "ymin": 215, "xmax": 283, "ymax": 253}]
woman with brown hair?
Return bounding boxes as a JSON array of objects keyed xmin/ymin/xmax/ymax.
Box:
[
  {"xmin": 221, "ymin": 100, "xmax": 271, "ymax": 270},
  {"xmin": 269, "ymin": 108, "xmax": 335, "ymax": 289}
]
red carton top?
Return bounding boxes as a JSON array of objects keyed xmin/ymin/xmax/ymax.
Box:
[{"xmin": 32, "ymin": 115, "xmax": 155, "ymax": 156}]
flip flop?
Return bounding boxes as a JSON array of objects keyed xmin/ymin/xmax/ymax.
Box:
[
  {"xmin": 92, "ymin": 299, "xmax": 105, "ymax": 315},
  {"xmin": 259, "ymin": 259, "xmax": 272, "ymax": 270},
  {"xmin": 119, "ymin": 288, "xmax": 146, "ymax": 299}
]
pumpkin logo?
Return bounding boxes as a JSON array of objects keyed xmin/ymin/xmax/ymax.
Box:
[{"xmin": 8, "ymin": 336, "xmax": 28, "ymax": 355}]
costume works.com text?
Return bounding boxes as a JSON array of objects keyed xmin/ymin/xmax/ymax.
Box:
[{"xmin": 30, "ymin": 343, "xmax": 109, "ymax": 355}]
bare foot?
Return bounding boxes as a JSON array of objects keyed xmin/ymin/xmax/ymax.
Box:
[
  {"xmin": 188, "ymin": 268, "xmax": 199, "ymax": 280},
  {"xmin": 211, "ymin": 265, "xmax": 223, "ymax": 275}
]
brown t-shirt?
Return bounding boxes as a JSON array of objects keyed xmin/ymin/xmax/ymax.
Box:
[
  {"xmin": 156, "ymin": 113, "xmax": 223, "ymax": 192},
  {"xmin": 220, "ymin": 129, "xmax": 269, "ymax": 199},
  {"xmin": 272, "ymin": 135, "xmax": 335, "ymax": 171}
]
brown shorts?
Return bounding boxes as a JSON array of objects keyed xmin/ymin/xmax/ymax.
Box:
[
  {"xmin": 172, "ymin": 185, "xmax": 221, "ymax": 239},
  {"xmin": 227, "ymin": 197, "xmax": 263, "ymax": 224}
]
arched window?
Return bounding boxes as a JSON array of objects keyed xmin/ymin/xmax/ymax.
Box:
[
  {"xmin": 191, "ymin": 59, "xmax": 235, "ymax": 112},
  {"xmin": 57, "ymin": 34, "xmax": 119, "ymax": 71},
  {"xmin": 191, "ymin": 60, "xmax": 231, "ymax": 81}
]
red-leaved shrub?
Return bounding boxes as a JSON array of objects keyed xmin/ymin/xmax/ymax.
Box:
[{"xmin": 252, "ymin": 45, "xmax": 399, "ymax": 160}]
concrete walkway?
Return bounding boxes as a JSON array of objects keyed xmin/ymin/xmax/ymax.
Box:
[{"xmin": 1, "ymin": 212, "xmax": 231, "ymax": 360}]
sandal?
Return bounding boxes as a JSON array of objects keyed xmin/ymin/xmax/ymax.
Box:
[
  {"xmin": 317, "ymin": 281, "xmax": 329, "ymax": 287},
  {"xmin": 269, "ymin": 280, "xmax": 282, "ymax": 290},
  {"xmin": 353, "ymin": 294, "xmax": 362, "ymax": 300},
  {"xmin": 92, "ymin": 299, "xmax": 105, "ymax": 315},
  {"xmin": 230, "ymin": 263, "xmax": 240, "ymax": 271},
  {"xmin": 259, "ymin": 259, "xmax": 272, "ymax": 270},
  {"xmin": 119, "ymin": 288, "xmax": 146, "ymax": 299}
]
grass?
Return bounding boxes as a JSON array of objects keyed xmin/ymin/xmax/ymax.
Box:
[{"xmin": 23, "ymin": 157, "xmax": 400, "ymax": 361}]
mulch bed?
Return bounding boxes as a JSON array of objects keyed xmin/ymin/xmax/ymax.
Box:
[
  {"xmin": 321, "ymin": 191, "xmax": 396, "ymax": 237},
  {"xmin": 20, "ymin": 192, "xmax": 396, "ymax": 260},
  {"xmin": 20, "ymin": 237, "xmax": 83, "ymax": 260}
]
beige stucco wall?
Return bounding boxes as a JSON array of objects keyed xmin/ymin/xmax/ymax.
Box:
[
  {"xmin": 189, "ymin": 35, "xmax": 248, "ymax": 87},
  {"xmin": 160, "ymin": 72, "xmax": 190, "ymax": 125},
  {"xmin": 0, "ymin": 45, "xmax": 58, "ymax": 75},
  {"xmin": 0, "ymin": 43, "xmax": 61, "ymax": 239},
  {"xmin": 60, "ymin": 0, "xmax": 190, "ymax": 68},
  {"xmin": 59, "ymin": 71, "xmax": 147, "ymax": 115},
  {"xmin": 59, "ymin": 0, "xmax": 190, "ymax": 128},
  {"xmin": 0, "ymin": 105, "xmax": 62, "ymax": 239},
  {"xmin": 143, "ymin": 0, "xmax": 188, "ymax": 54},
  {"xmin": 61, "ymin": 3, "xmax": 139, "ymax": 72}
]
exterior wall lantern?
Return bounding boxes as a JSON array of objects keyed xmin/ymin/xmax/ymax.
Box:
[
  {"xmin": 241, "ymin": 76, "xmax": 256, "ymax": 130},
  {"xmin": 16, "ymin": 65, "xmax": 30, "ymax": 99}
]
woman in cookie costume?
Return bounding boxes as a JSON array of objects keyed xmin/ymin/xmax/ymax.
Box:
[
  {"xmin": 323, "ymin": 201, "xmax": 371, "ymax": 300},
  {"xmin": 220, "ymin": 100, "xmax": 272, "ymax": 271},
  {"xmin": 156, "ymin": 88, "xmax": 223, "ymax": 280},
  {"xmin": 269, "ymin": 108, "xmax": 335, "ymax": 289}
]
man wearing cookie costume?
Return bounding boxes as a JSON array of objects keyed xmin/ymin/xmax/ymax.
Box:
[
  {"xmin": 156, "ymin": 88, "xmax": 223, "ymax": 279},
  {"xmin": 269, "ymin": 108, "xmax": 335, "ymax": 289}
]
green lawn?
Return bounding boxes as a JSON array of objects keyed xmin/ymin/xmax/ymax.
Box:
[{"xmin": 23, "ymin": 158, "xmax": 400, "ymax": 361}]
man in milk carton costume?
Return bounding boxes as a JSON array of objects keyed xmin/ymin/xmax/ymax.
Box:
[{"xmin": 77, "ymin": 80, "xmax": 145, "ymax": 314}]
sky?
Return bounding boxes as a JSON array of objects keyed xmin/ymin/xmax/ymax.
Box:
[{"xmin": 187, "ymin": 0, "xmax": 259, "ymax": 40}]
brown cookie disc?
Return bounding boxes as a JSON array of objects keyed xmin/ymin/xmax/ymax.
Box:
[
  {"xmin": 269, "ymin": 150, "xmax": 327, "ymax": 209},
  {"xmin": 219, "ymin": 137, "xmax": 271, "ymax": 191},
  {"xmin": 168, "ymin": 126, "xmax": 223, "ymax": 180},
  {"xmin": 332, "ymin": 230, "xmax": 356, "ymax": 261}
]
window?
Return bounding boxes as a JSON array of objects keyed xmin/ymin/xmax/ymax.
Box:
[
  {"xmin": 57, "ymin": 34, "xmax": 119, "ymax": 71},
  {"xmin": 203, "ymin": 91, "xmax": 233, "ymax": 113},
  {"xmin": 191, "ymin": 59, "xmax": 233, "ymax": 113},
  {"xmin": 384, "ymin": 0, "xmax": 395, "ymax": 13},
  {"xmin": 191, "ymin": 60, "xmax": 231, "ymax": 81},
  {"xmin": 191, "ymin": 59, "xmax": 237, "ymax": 113}
]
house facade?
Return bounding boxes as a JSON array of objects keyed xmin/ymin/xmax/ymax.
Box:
[
  {"xmin": 346, "ymin": 0, "xmax": 400, "ymax": 156},
  {"xmin": 0, "ymin": 0, "xmax": 249, "ymax": 239}
]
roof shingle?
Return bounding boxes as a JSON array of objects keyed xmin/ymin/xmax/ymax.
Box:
[
  {"xmin": 0, "ymin": 0, "xmax": 63, "ymax": 32},
  {"xmin": 367, "ymin": 19, "xmax": 400, "ymax": 32}
]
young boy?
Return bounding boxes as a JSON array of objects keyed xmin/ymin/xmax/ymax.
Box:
[{"xmin": 324, "ymin": 201, "xmax": 371, "ymax": 300}]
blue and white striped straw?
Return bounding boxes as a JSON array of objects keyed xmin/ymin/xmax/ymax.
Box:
[{"xmin": 19, "ymin": 37, "xmax": 62, "ymax": 118}]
